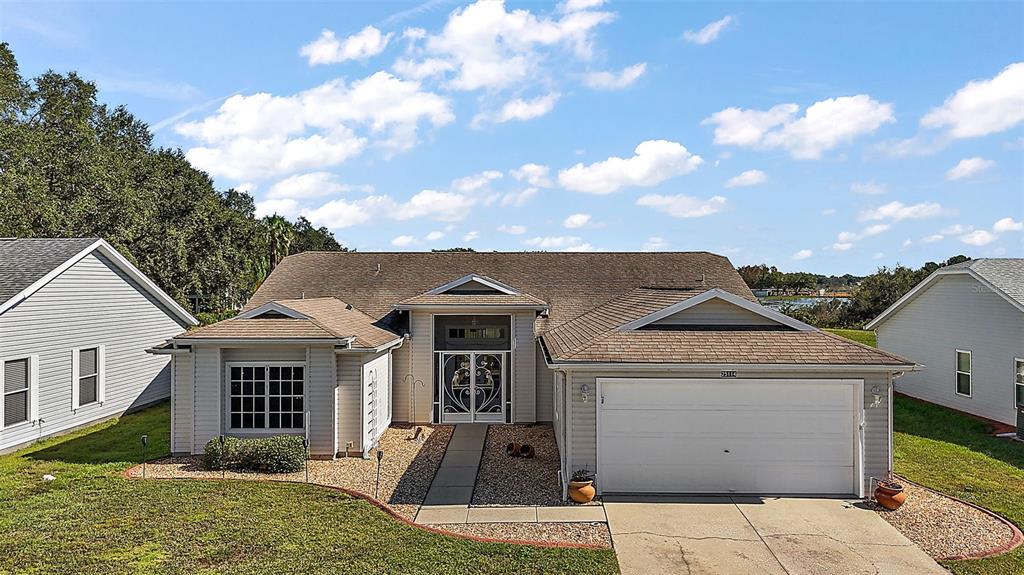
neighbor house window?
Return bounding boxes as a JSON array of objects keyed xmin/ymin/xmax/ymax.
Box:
[
  {"xmin": 3, "ymin": 358, "xmax": 30, "ymax": 427},
  {"xmin": 955, "ymin": 350, "xmax": 972, "ymax": 397},
  {"xmin": 78, "ymin": 348, "xmax": 99, "ymax": 406},
  {"xmin": 1015, "ymin": 358, "xmax": 1024, "ymax": 407},
  {"xmin": 229, "ymin": 364, "xmax": 304, "ymax": 430}
]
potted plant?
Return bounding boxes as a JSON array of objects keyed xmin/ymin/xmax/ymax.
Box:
[
  {"xmin": 874, "ymin": 479, "xmax": 907, "ymax": 510},
  {"xmin": 569, "ymin": 469, "xmax": 596, "ymax": 503}
]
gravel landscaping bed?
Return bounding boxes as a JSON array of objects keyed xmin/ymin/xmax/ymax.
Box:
[
  {"xmin": 129, "ymin": 424, "xmax": 453, "ymax": 520},
  {"xmin": 433, "ymin": 522, "xmax": 612, "ymax": 548},
  {"xmin": 872, "ymin": 480, "xmax": 1015, "ymax": 559},
  {"xmin": 472, "ymin": 424, "xmax": 565, "ymax": 507}
]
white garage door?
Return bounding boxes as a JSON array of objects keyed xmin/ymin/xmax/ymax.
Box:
[{"xmin": 598, "ymin": 378, "xmax": 861, "ymax": 495}]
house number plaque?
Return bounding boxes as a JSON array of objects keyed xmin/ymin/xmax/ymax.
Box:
[{"xmin": 720, "ymin": 370, "xmax": 737, "ymax": 378}]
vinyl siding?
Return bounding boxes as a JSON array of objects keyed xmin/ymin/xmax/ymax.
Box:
[
  {"xmin": 171, "ymin": 353, "xmax": 194, "ymax": 454},
  {"xmin": 391, "ymin": 340, "xmax": 412, "ymax": 422},
  {"xmin": 535, "ymin": 343, "xmax": 554, "ymax": 422},
  {"xmin": 307, "ymin": 346, "xmax": 335, "ymax": 456},
  {"xmin": 566, "ymin": 369, "xmax": 891, "ymax": 496},
  {"xmin": 336, "ymin": 353, "xmax": 362, "ymax": 453},
  {"xmin": 514, "ymin": 311, "xmax": 537, "ymax": 422},
  {"xmin": 651, "ymin": 298, "xmax": 779, "ymax": 326},
  {"xmin": 0, "ymin": 252, "xmax": 186, "ymax": 452},
  {"xmin": 192, "ymin": 346, "xmax": 221, "ymax": 453},
  {"xmin": 876, "ymin": 274, "xmax": 1024, "ymax": 425}
]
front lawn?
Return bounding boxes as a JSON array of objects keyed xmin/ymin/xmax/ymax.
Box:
[{"xmin": 0, "ymin": 403, "xmax": 619, "ymax": 575}]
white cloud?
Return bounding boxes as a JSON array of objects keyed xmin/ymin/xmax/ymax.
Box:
[
  {"xmin": 831, "ymin": 242, "xmax": 853, "ymax": 251},
  {"xmin": 452, "ymin": 170, "xmax": 503, "ymax": 192},
  {"xmin": 177, "ymin": 72, "xmax": 453, "ymax": 180},
  {"xmin": 560, "ymin": 0, "xmax": 605, "ymax": 13},
  {"xmin": 391, "ymin": 189, "xmax": 476, "ymax": 221},
  {"xmin": 425, "ymin": 230, "xmax": 445, "ymax": 241},
  {"xmin": 266, "ymin": 172, "xmax": 368, "ymax": 199},
  {"xmin": 822, "ymin": 208, "xmax": 837, "ymax": 216},
  {"xmin": 636, "ymin": 194, "xmax": 727, "ymax": 218},
  {"xmin": 497, "ymin": 224, "xmax": 526, "ymax": 234},
  {"xmin": 945, "ymin": 157, "xmax": 995, "ymax": 181},
  {"xmin": 724, "ymin": 169, "xmax": 767, "ymax": 188},
  {"xmin": 562, "ymin": 213, "xmax": 591, "ymax": 228},
  {"xmin": 524, "ymin": 235, "xmax": 592, "ymax": 251},
  {"xmin": 500, "ymin": 187, "xmax": 539, "ymax": 207},
  {"xmin": 474, "ymin": 92, "xmax": 560, "ymax": 126},
  {"xmin": 901, "ymin": 239, "xmax": 913, "ymax": 248},
  {"xmin": 302, "ymin": 196, "xmax": 388, "ymax": 229},
  {"xmin": 463, "ymin": 230, "xmax": 480, "ymax": 242},
  {"xmin": 941, "ymin": 223, "xmax": 971, "ymax": 235},
  {"xmin": 922, "ymin": 234, "xmax": 945, "ymax": 243},
  {"xmin": 703, "ymin": 95, "xmax": 894, "ymax": 159},
  {"xmin": 850, "ymin": 181, "xmax": 886, "ymax": 195},
  {"xmin": 255, "ymin": 198, "xmax": 300, "ymax": 219},
  {"xmin": 859, "ymin": 201, "xmax": 945, "ymax": 222},
  {"xmin": 994, "ymin": 217, "xmax": 1024, "ymax": 232},
  {"xmin": 391, "ymin": 234, "xmax": 417, "ymax": 247},
  {"xmin": 959, "ymin": 230, "xmax": 998, "ymax": 246},
  {"xmin": 509, "ymin": 163, "xmax": 552, "ymax": 187},
  {"xmin": 301, "ymin": 27, "xmax": 393, "ymax": 65},
  {"xmin": 582, "ymin": 63, "xmax": 646, "ymax": 90},
  {"xmin": 641, "ymin": 236, "xmax": 669, "ymax": 251},
  {"xmin": 403, "ymin": 0, "xmax": 615, "ymax": 92},
  {"xmin": 791, "ymin": 249, "xmax": 813, "ymax": 260},
  {"xmin": 558, "ymin": 140, "xmax": 703, "ymax": 194},
  {"xmin": 921, "ymin": 62, "xmax": 1024, "ymax": 139},
  {"xmin": 872, "ymin": 252, "xmax": 885, "ymax": 260},
  {"xmin": 832, "ymin": 223, "xmax": 890, "ymax": 250},
  {"xmin": 683, "ymin": 15, "xmax": 734, "ymax": 45}
]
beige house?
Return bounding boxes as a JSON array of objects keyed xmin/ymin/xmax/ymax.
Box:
[{"xmin": 158, "ymin": 251, "xmax": 915, "ymax": 498}]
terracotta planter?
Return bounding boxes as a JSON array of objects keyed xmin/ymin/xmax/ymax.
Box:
[
  {"xmin": 518, "ymin": 444, "xmax": 535, "ymax": 459},
  {"xmin": 569, "ymin": 480, "xmax": 595, "ymax": 503},
  {"xmin": 874, "ymin": 481, "xmax": 907, "ymax": 510}
]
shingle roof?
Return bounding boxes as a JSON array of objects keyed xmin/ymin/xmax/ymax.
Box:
[
  {"xmin": 247, "ymin": 251, "xmax": 755, "ymax": 333},
  {"xmin": 957, "ymin": 259, "xmax": 1024, "ymax": 307},
  {"xmin": 180, "ymin": 297, "xmax": 399, "ymax": 348},
  {"xmin": 396, "ymin": 292, "xmax": 548, "ymax": 307},
  {"xmin": 0, "ymin": 238, "xmax": 99, "ymax": 306}
]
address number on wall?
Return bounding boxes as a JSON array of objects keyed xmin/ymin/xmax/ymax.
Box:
[{"xmin": 720, "ymin": 370, "xmax": 737, "ymax": 378}]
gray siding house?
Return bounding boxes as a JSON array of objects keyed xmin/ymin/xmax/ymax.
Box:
[
  {"xmin": 164, "ymin": 252, "xmax": 915, "ymax": 498},
  {"xmin": 867, "ymin": 258, "xmax": 1024, "ymax": 427},
  {"xmin": 0, "ymin": 238, "xmax": 197, "ymax": 452}
]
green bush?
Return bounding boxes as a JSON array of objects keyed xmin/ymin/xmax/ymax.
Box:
[{"xmin": 202, "ymin": 435, "xmax": 306, "ymax": 473}]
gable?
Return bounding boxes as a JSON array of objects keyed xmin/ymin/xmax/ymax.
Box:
[
  {"xmin": 425, "ymin": 274, "xmax": 520, "ymax": 296},
  {"xmin": 445, "ymin": 279, "xmax": 507, "ymax": 294},
  {"xmin": 648, "ymin": 298, "xmax": 782, "ymax": 327}
]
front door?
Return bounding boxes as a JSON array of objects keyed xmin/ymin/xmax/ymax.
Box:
[{"xmin": 439, "ymin": 352, "xmax": 506, "ymax": 423}]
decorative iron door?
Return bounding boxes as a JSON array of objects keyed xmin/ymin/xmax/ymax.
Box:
[{"xmin": 439, "ymin": 352, "xmax": 505, "ymax": 423}]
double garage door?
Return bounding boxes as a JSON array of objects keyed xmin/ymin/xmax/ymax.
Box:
[{"xmin": 598, "ymin": 378, "xmax": 862, "ymax": 496}]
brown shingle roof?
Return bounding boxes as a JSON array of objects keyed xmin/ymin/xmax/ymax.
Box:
[
  {"xmin": 180, "ymin": 297, "xmax": 399, "ymax": 348},
  {"xmin": 247, "ymin": 251, "xmax": 754, "ymax": 333},
  {"xmin": 396, "ymin": 292, "xmax": 548, "ymax": 307}
]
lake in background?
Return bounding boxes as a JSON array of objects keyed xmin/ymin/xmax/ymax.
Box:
[{"xmin": 759, "ymin": 297, "xmax": 849, "ymax": 310}]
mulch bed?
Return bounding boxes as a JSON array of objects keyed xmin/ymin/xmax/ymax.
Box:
[
  {"xmin": 472, "ymin": 424, "xmax": 565, "ymax": 507},
  {"xmin": 872, "ymin": 479, "xmax": 1017, "ymax": 559},
  {"xmin": 433, "ymin": 522, "xmax": 612, "ymax": 548},
  {"xmin": 129, "ymin": 424, "xmax": 453, "ymax": 520}
]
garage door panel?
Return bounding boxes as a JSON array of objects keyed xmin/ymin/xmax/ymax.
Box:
[{"xmin": 598, "ymin": 379, "xmax": 859, "ymax": 495}]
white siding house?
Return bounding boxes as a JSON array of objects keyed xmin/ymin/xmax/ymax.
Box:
[
  {"xmin": 0, "ymin": 238, "xmax": 196, "ymax": 453},
  {"xmin": 867, "ymin": 258, "xmax": 1024, "ymax": 427}
]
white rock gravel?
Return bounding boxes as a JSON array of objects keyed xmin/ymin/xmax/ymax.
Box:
[
  {"xmin": 873, "ymin": 481, "xmax": 1014, "ymax": 559},
  {"xmin": 129, "ymin": 425, "xmax": 453, "ymax": 520},
  {"xmin": 432, "ymin": 522, "xmax": 613, "ymax": 548},
  {"xmin": 472, "ymin": 424, "xmax": 565, "ymax": 507}
]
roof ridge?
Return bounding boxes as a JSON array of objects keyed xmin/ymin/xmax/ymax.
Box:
[{"xmin": 816, "ymin": 329, "xmax": 913, "ymax": 363}]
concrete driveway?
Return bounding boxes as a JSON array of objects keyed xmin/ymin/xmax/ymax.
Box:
[{"xmin": 605, "ymin": 496, "xmax": 947, "ymax": 575}]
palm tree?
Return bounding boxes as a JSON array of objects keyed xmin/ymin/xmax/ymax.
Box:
[{"xmin": 264, "ymin": 215, "xmax": 293, "ymax": 272}]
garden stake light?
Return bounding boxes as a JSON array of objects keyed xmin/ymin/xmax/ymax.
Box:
[
  {"xmin": 219, "ymin": 435, "xmax": 226, "ymax": 479},
  {"xmin": 375, "ymin": 450, "xmax": 384, "ymax": 499},
  {"xmin": 303, "ymin": 437, "xmax": 309, "ymax": 483},
  {"xmin": 141, "ymin": 435, "xmax": 148, "ymax": 478}
]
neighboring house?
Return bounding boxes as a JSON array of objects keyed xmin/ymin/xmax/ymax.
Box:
[
  {"xmin": 0, "ymin": 238, "xmax": 197, "ymax": 453},
  {"xmin": 867, "ymin": 258, "xmax": 1024, "ymax": 428},
  {"xmin": 160, "ymin": 252, "xmax": 914, "ymax": 498}
]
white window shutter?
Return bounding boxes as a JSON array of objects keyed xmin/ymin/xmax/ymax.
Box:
[
  {"xmin": 97, "ymin": 345, "xmax": 106, "ymax": 404},
  {"xmin": 71, "ymin": 348, "xmax": 80, "ymax": 410},
  {"xmin": 30, "ymin": 355, "xmax": 39, "ymax": 423}
]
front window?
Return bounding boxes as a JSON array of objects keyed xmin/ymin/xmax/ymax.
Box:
[
  {"xmin": 1015, "ymin": 359, "xmax": 1024, "ymax": 407},
  {"xmin": 3, "ymin": 358, "xmax": 30, "ymax": 427},
  {"xmin": 229, "ymin": 364, "xmax": 305, "ymax": 430},
  {"xmin": 78, "ymin": 348, "xmax": 99, "ymax": 406},
  {"xmin": 956, "ymin": 350, "xmax": 972, "ymax": 397}
]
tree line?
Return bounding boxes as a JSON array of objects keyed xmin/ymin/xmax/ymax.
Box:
[
  {"xmin": 737, "ymin": 265, "xmax": 864, "ymax": 294},
  {"xmin": 741, "ymin": 256, "xmax": 970, "ymax": 329},
  {"xmin": 0, "ymin": 44, "xmax": 343, "ymax": 318}
]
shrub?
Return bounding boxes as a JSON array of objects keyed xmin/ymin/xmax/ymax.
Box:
[{"xmin": 202, "ymin": 435, "xmax": 306, "ymax": 473}]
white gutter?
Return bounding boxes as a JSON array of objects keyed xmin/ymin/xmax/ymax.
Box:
[
  {"xmin": 171, "ymin": 337, "xmax": 345, "ymax": 345},
  {"xmin": 333, "ymin": 337, "xmax": 406, "ymax": 354},
  {"xmin": 393, "ymin": 303, "xmax": 548, "ymax": 311}
]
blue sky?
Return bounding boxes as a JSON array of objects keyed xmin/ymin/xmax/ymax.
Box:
[{"xmin": 3, "ymin": 1, "xmax": 1023, "ymax": 274}]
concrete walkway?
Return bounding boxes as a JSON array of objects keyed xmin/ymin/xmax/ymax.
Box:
[
  {"xmin": 415, "ymin": 424, "xmax": 608, "ymax": 525},
  {"xmin": 605, "ymin": 496, "xmax": 946, "ymax": 575}
]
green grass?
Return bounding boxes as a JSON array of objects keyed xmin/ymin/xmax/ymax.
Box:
[
  {"xmin": 893, "ymin": 396, "xmax": 1024, "ymax": 575},
  {"xmin": 823, "ymin": 328, "xmax": 876, "ymax": 347},
  {"xmin": 0, "ymin": 404, "xmax": 618, "ymax": 575},
  {"xmin": 825, "ymin": 328, "xmax": 1022, "ymax": 574}
]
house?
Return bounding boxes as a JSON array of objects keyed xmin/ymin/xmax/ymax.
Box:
[
  {"xmin": 0, "ymin": 238, "xmax": 197, "ymax": 452},
  {"xmin": 867, "ymin": 258, "xmax": 1024, "ymax": 429},
  {"xmin": 160, "ymin": 251, "xmax": 915, "ymax": 497}
]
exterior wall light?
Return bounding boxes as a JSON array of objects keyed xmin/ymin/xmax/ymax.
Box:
[
  {"xmin": 870, "ymin": 386, "xmax": 882, "ymax": 408},
  {"xmin": 580, "ymin": 383, "xmax": 591, "ymax": 402}
]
